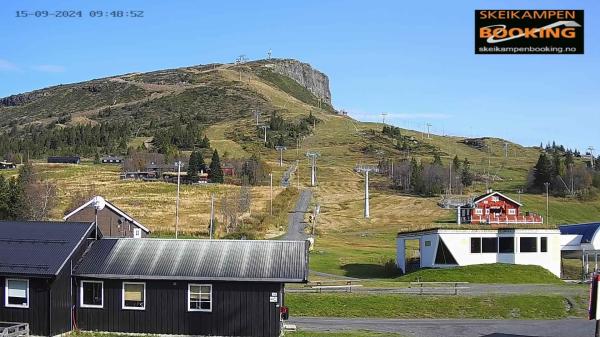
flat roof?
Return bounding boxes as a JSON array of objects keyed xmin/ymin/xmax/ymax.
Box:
[{"xmin": 397, "ymin": 226, "xmax": 560, "ymax": 237}]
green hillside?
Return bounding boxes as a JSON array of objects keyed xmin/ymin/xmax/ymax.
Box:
[{"xmin": 1, "ymin": 58, "xmax": 599, "ymax": 278}]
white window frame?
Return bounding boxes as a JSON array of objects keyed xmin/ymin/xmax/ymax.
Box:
[
  {"xmin": 491, "ymin": 196, "xmax": 499, "ymax": 202},
  {"xmin": 133, "ymin": 228, "xmax": 142, "ymax": 238},
  {"xmin": 122, "ymin": 282, "xmax": 146, "ymax": 310},
  {"xmin": 5, "ymin": 278, "xmax": 29, "ymax": 308},
  {"xmin": 188, "ymin": 283, "xmax": 212, "ymax": 312},
  {"xmin": 508, "ymin": 209, "xmax": 516, "ymax": 215},
  {"xmin": 475, "ymin": 208, "xmax": 483, "ymax": 215},
  {"xmin": 80, "ymin": 280, "xmax": 104, "ymax": 309}
]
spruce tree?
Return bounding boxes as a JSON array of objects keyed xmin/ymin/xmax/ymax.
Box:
[
  {"xmin": 209, "ymin": 149, "xmax": 224, "ymax": 183},
  {"xmin": 461, "ymin": 158, "xmax": 474, "ymax": 187},
  {"xmin": 452, "ymin": 155, "xmax": 461, "ymax": 172},
  {"xmin": 187, "ymin": 151, "xmax": 199, "ymax": 182},
  {"xmin": 432, "ymin": 153, "xmax": 442, "ymax": 166},
  {"xmin": 533, "ymin": 153, "xmax": 553, "ymax": 192}
]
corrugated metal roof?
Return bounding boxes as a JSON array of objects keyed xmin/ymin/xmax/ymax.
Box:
[
  {"xmin": 74, "ymin": 239, "xmax": 309, "ymax": 283},
  {"xmin": 0, "ymin": 221, "xmax": 94, "ymax": 277},
  {"xmin": 560, "ymin": 222, "xmax": 600, "ymax": 243}
]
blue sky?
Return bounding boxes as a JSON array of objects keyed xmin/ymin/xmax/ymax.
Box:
[{"xmin": 0, "ymin": 0, "xmax": 598, "ymax": 151}]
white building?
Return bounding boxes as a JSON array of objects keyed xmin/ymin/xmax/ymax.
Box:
[
  {"xmin": 396, "ymin": 228, "xmax": 562, "ymax": 277},
  {"xmin": 560, "ymin": 222, "xmax": 600, "ymax": 251}
]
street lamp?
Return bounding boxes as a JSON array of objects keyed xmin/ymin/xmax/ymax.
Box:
[
  {"xmin": 175, "ymin": 161, "xmax": 183, "ymax": 239},
  {"xmin": 269, "ymin": 172, "xmax": 273, "ymax": 215}
]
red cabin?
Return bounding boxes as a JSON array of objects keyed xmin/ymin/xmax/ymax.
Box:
[{"xmin": 458, "ymin": 191, "xmax": 543, "ymax": 225}]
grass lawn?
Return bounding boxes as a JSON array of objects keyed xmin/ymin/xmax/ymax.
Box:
[
  {"xmin": 395, "ymin": 264, "xmax": 563, "ymax": 284},
  {"xmin": 286, "ymin": 293, "xmax": 582, "ymax": 319},
  {"xmin": 289, "ymin": 331, "xmax": 405, "ymax": 337}
]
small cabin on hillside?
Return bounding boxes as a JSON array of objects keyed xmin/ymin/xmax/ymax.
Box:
[
  {"xmin": 458, "ymin": 191, "xmax": 543, "ymax": 225},
  {"xmin": 0, "ymin": 221, "xmax": 96, "ymax": 336},
  {"xmin": 100, "ymin": 156, "xmax": 123, "ymax": 164},
  {"xmin": 0, "ymin": 161, "xmax": 16, "ymax": 170},
  {"xmin": 63, "ymin": 196, "xmax": 150, "ymax": 238},
  {"xmin": 48, "ymin": 156, "xmax": 80, "ymax": 164}
]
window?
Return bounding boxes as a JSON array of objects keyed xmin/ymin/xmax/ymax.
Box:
[
  {"xmin": 133, "ymin": 228, "xmax": 142, "ymax": 238},
  {"xmin": 475, "ymin": 209, "xmax": 483, "ymax": 215},
  {"xmin": 498, "ymin": 237, "xmax": 515, "ymax": 253},
  {"xmin": 485, "ymin": 209, "xmax": 490, "ymax": 215},
  {"xmin": 470, "ymin": 238, "xmax": 481, "ymax": 253},
  {"xmin": 81, "ymin": 281, "xmax": 103, "ymax": 308},
  {"xmin": 540, "ymin": 237, "xmax": 548, "ymax": 253},
  {"xmin": 520, "ymin": 237, "xmax": 537, "ymax": 253},
  {"xmin": 481, "ymin": 238, "xmax": 498, "ymax": 253},
  {"xmin": 508, "ymin": 209, "xmax": 516, "ymax": 215},
  {"xmin": 188, "ymin": 284, "xmax": 212, "ymax": 312},
  {"xmin": 424, "ymin": 240, "xmax": 431, "ymax": 247},
  {"xmin": 122, "ymin": 282, "xmax": 145, "ymax": 310},
  {"xmin": 491, "ymin": 196, "xmax": 499, "ymax": 202},
  {"xmin": 5, "ymin": 279, "xmax": 28, "ymax": 308}
]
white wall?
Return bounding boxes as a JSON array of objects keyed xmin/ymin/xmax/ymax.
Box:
[{"xmin": 397, "ymin": 230, "xmax": 562, "ymax": 277}]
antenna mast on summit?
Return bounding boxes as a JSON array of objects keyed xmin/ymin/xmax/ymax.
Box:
[{"xmin": 267, "ymin": 49, "xmax": 272, "ymax": 59}]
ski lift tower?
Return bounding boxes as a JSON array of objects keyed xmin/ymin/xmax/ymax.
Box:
[
  {"xmin": 260, "ymin": 125, "xmax": 269, "ymax": 143},
  {"xmin": 306, "ymin": 152, "xmax": 320, "ymax": 187},
  {"xmin": 355, "ymin": 165, "xmax": 378, "ymax": 219},
  {"xmin": 275, "ymin": 146, "xmax": 287, "ymax": 167}
]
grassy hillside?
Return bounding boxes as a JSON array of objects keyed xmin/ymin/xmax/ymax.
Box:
[{"xmin": 1, "ymin": 57, "xmax": 599, "ymax": 278}]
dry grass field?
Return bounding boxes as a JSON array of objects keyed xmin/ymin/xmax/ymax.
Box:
[{"xmin": 30, "ymin": 163, "xmax": 286, "ymax": 236}]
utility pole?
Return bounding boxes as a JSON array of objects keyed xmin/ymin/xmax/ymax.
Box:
[
  {"xmin": 504, "ymin": 142, "xmax": 509, "ymax": 158},
  {"xmin": 517, "ymin": 189, "xmax": 523, "ymax": 203},
  {"xmin": 269, "ymin": 172, "xmax": 273, "ymax": 215},
  {"xmin": 381, "ymin": 112, "xmax": 387, "ymax": 126},
  {"xmin": 426, "ymin": 123, "xmax": 432, "ymax": 139},
  {"xmin": 356, "ymin": 165, "xmax": 376, "ymax": 219},
  {"xmin": 296, "ymin": 160, "xmax": 300, "ymax": 188},
  {"xmin": 449, "ymin": 163, "xmax": 452, "ymax": 195},
  {"xmin": 254, "ymin": 109, "xmax": 261, "ymax": 126},
  {"xmin": 260, "ymin": 125, "xmax": 269, "ymax": 143},
  {"xmin": 544, "ymin": 182, "xmax": 550, "ymax": 225},
  {"xmin": 275, "ymin": 146, "xmax": 287, "ymax": 167},
  {"xmin": 209, "ymin": 193, "xmax": 214, "ymax": 239},
  {"xmin": 306, "ymin": 152, "xmax": 320, "ymax": 187},
  {"xmin": 175, "ymin": 160, "xmax": 182, "ymax": 239},
  {"xmin": 589, "ymin": 146, "xmax": 596, "ymax": 169}
]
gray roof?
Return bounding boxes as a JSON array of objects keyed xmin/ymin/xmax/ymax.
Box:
[
  {"xmin": 0, "ymin": 221, "xmax": 94, "ymax": 277},
  {"xmin": 74, "ymin": 239, "xmax": 309, "ymax": 283}
]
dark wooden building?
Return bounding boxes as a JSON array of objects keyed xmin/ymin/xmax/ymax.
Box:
[
  {"xmin": 0, "ymin": 221, "xmax": 95, "ymax": 336},
  {"xmin": 0, "ymin": 161, "xmax": 16, "ymax": 170},
  {"xmin": 73, "ymin": 239, "xmax": 309, "ymax": 337},
  {"xmin": 47, "ymin": 156, "xmax": 81, "ymax": 164},
  {"xmin": 100, "ymin": 156, "xmax": 124, "ymax": 164},
  {"xmin": 64, "ymin": 196, "xmax": 150, "ymax": 238}
]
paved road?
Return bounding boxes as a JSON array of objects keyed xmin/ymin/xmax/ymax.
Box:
[
  {"xmin": 281, "ymin": 161, "xmax": 298, "ymax": 187},
  {"xmin": 289, "ymin": 317, "xmax": 594, "ymax": 337},
  {"xmin": 281, "ymin": 189, "xmax": 312, "ymax": 241}
]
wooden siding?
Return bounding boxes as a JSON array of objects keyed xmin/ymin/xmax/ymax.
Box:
[
  {"xmin": 67, "ymin": 207, "xmax": 147, "ymax": 238},
  {"xmin": 76, "ymin": 279, "xmax": 282, "ymax": 337},
  {"xmin": 0, "ymin": 277, "xmax": 50, "ymax": 336}
]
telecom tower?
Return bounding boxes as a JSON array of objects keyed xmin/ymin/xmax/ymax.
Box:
[{"xmin": 306, "ymin": 152, "xmax": 320, "ymax": 187}]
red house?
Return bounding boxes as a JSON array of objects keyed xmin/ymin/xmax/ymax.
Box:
[
  {"xmin": 458, "ymin": 190, "xmax": 543, "ymax": 225},
  {"xmin": 222, "ymin": 164, "xmax": 235, "ymax": 176}
]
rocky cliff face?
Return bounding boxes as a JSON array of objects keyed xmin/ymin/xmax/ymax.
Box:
[{"xmin": 265, "ymin": 59, "xmax": 332, "ymax": 104}]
